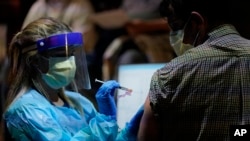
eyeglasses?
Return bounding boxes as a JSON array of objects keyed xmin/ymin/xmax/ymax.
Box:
[{"xmin": 41, "ymin": 47, "xmax": 76, "ymax": 58}]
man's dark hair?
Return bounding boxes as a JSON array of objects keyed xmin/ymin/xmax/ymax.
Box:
[
  {"xmin": 160, "ymin": 0, "xmax": 247, "ymax": 25},
  {"xmin": 160, "ymin": 0, "xmax": 250, "ymax": 38}
]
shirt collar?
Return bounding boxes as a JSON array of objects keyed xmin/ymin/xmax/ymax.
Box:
[{"xmin": 208, "ymin": 24, "xmax": 239, "ymax": 39}]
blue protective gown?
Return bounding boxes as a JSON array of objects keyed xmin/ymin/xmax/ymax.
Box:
[{"xmin": 4, "ymin": 88, "xmax": 118, "ymax": 141}]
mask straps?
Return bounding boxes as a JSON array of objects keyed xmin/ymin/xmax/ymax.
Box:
[
  {"xmin": 192, "ymin": 31, "xmax": 200, "ymax": 47},
  {"xmin": 182, "ymin": 15, "xmax": 192, "ymax": 32}
]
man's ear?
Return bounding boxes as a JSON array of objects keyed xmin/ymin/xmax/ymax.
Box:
[
  {"xmin": 190, "ymin": 11, "xmax": 204, "ymax": 25},
  {"xmin": 183, "ymin": 11, "xmax": 206, "ymax": 46},
  {"xmin": 191, "ymin": 11, "xmax": 208, "ymax": 46}
]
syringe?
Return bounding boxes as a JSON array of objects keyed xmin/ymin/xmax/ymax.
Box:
[{"xmin": 95, "ymin": 78, "xmax": 133, "ymax": 93}]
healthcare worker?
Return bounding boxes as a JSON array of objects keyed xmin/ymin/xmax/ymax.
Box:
[{"xmin": 3, "ymin": 17, "xmax": 131, "ymax": 141}]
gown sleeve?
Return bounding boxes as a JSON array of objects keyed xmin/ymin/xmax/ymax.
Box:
[
  {"xmin": 115, "ymin": 126, "xmax": 137, "ymax": 141},
  {"xmin": 4, "ymin": 90, "xmax": 118, "ymax": 141},
  {"xmin": 71, "ymin": 91, "xmax": 119, "ymax": 141}
]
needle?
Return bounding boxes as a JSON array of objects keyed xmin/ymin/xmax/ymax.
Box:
[{"xmin": 95, "ymin": 78, "xmax": 133, "ymax": 93}]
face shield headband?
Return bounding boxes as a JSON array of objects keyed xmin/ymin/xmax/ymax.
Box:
[
  {"xmin": 36, "ymin": 32, "xmax": 83, "ymax": 53},
  {"xmin": 35, "ymin": 32, "xmax": 91, "ymax": 90}
]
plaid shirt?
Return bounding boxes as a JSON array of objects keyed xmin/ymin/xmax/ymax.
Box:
[{"xmin": 149, "ymin": 24, "xmax": 250, "ymax": 140}]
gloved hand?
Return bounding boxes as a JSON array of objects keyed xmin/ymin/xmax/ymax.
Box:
[
  {"xmin": 95, "ymin": 80, "xmax": 120, "ymax": 119},
  {"xmin": 125, "ymin": 105, "xmax": 144, "ymax": 135},
  {"xmin": 116, "ymin": 105, "xmax": 144, "ymax": 141}
]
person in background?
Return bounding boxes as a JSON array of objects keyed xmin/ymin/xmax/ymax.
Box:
[
  {"xmin": 138, "ymin": 0, "xmax": 250, "ymax": 140},
  {"xmin": 99, "ymin": 0, "xmax": 175, "ymax": 81},
  {"xmin": 2, "ymin": 17, "xmax": 141, "ymax": 141},
  {"xmin": 22, "ymin": 0, "xmax": 97, "ymax": 57}
]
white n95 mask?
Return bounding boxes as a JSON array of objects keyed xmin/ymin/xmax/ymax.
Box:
[
  {"xmin": 42, "ymin": 56, "xmax": 76, "ymax": 89},
  {"xmin": 169, "ymin": 30, "xmax": 194, "ymax": 56}
]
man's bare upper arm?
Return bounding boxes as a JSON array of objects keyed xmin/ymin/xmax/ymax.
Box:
[{"xmin": 138, "ymin": 95, "xmax": 159, "ymax": 141}]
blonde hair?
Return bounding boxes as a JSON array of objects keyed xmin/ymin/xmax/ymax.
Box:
[{"xmin": 5, "ymin": 17, "xmax": 83, "ymax": 114}]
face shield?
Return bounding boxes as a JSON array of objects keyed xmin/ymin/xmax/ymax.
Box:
[{"xmin": 36, "ymin": 32, "xmax": 91, "ymax": 90}]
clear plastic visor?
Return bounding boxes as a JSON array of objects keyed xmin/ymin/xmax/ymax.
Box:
[{"xmin": 36, "ymin": 32, "xmax": 91, "ymax": 90}]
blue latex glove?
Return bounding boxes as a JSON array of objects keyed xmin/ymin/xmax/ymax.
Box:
[
  {"xmin": 116, "ymin": 105, "xmax": 144, "ymax": 141},
  {"xmin": 125, "ymin": 105, "xmax": 144, "ymax": 135},
  {"xmin": 95, "ymin": 80, "xmax": 120, "ymax": 119}
]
